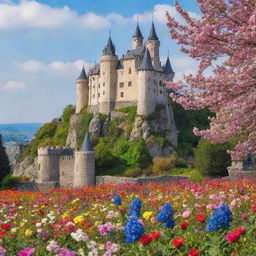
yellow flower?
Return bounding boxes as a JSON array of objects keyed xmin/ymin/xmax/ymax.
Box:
[
  {"xmin": 143, "ymin": 211, "xmax": 153, "ymax": 221},
  {"xmin": 61, "ymin": 213, "xmax": 69, "ymax": 219},
  {"xmin": 73, "ymin": 215, "xmax": 84, "ymax": 224},
  {"xmin": 25, "ymin": 229, "xmax": 33, "ymax": 236},
  {"xmin": 20, "ymin": 222, "xmax": 25, "ymax": 227}
]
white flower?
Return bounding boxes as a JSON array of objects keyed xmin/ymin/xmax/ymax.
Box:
[{"xmin": 36, "ymin": 223, "xmax": 42, "ymax": 228}]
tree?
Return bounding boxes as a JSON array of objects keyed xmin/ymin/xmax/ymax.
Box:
[
  {"xmin": 166, "ymin": 0, "xmax": 256, "ymax": 160},
  {"xmin": 0, "ymin": 134, "xmax": 11, "ymax": 182}
]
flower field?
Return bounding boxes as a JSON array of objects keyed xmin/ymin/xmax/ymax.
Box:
[{"xmin": 0, "ymin": 179, "xmax": 256, "ymax": 255}]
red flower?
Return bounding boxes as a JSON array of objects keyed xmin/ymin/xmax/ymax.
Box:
[
  {"xmin": 1, "ymin": 224, "xmax": 11, "ymax": 231},
  {"xmin": 180, "ymin": 221, "xmax": 189, "ymax": 230},
  {"xmin": 172, "ymin": 237, "xmax": 184, "ymax": 248},
  {"xmin": 189, "ymin": 249, "xmax": 200, "ymax": 256},
  {"xmin": 196, "ymin": 213, "xmax": 205, "ymax": 223},
  {"xmin": 234, "ymin": 226, "xmax": 245, "ymax": 235},
  {"xmin": 0, "ymin": 231, "xmax": 7, "ymax": 238},
  {"xmin": 140, "ymin": 234, "xmax": 152, "ymax": 246},
  {"xmin": 226, "ymin": 231, "xmax": 240, "ymax": 243},
  {"xmin": 38, "ymin": 210, "xmax": 44, "ymax": 217},
  {"xmin": 150, "ymin": 231, "xmax": 160, "ymax": 240}
]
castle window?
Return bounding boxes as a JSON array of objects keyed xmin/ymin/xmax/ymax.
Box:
[
  {"xmin": 148, "ymin": 78, "xmax": 150, "ymax": 81},
  {"xmin": 103, "ymin": 71, "xmax": 105, "ymax": 75},
  {"xmin": 93, "ymin": 85, "xmax": 95, "ymax": 89},
  {"xmin": 159, "ymin": 81, "xmax": 162, "ymax": 87},
  {"xmin": 103, "ymin": 91, "xmax": 105, "ymax": 95},
  {"xmin": 93, "ymin": 77, "xmax": 95, "ymax": 81},
  {"xmin": 120, "ymin": 92, "xmax": 124, "ymax": 97},
  {"xmin": 93, "ymin": 94, "xmax": 95, "ymax": 98},
  {"xmin": 98, "ymin": 84, "xmax": 100, "ymax": 88},
  {"xmin": 103, "ymin": 82, "xmax": 105, "ymax": 87},
  {"xmin": 128, "ymin": 81, "xmax": 132, "ymax": 87},
  {"xmin": 119, "ymin": 82, "xmax": 124, "ymax": 88},
  {"xmin": 160, "ymin": 90, "xmax": 162, "ymax": 94},
  {"xmin": 128, "ymin": 67, "xmax": 132, "ymax": 74},
  {"xmin": 98, "ymin": 93, "xmax": 100, "ymax": 98}
]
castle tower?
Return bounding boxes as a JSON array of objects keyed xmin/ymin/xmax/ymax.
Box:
[
  {"xmin": 164, "ymin": 55, "xmax": 175, "ymax": 81},
  {"xmin": 146, "ymin": 22, "xmax": 160, "ymax": 69},
  {"xmin": 132, "ymin": 23, "xmax": 144, "ymax": 49},
  {"xmin": 76, "ymin": 66, "xmax": 89, "ymax": 114},
  {"xmin": 74, "ymin": 133, "xmax": 95, "ymax": 187},
  {"xmin": 137, "ymin": 48, "xmax": 155, "ymax": 115},
  {"xmin": 99, "ymin": 36, "xmax": 119, "ymax": 113}
]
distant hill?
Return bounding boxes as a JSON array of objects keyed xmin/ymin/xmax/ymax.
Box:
[{"xmin": 0, "ymin": 123, "xmax": 42, "ymax": 146}]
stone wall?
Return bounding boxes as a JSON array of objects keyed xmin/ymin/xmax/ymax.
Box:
[{"xmin": 59, "ymin": 156, "xmax": 75, "ymax": 187}]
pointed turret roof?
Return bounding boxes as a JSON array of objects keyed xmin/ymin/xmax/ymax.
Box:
[
  {"xmin": 138, "ymin": 48, "xmax": 154, "ymax": 70},
  {"xmin": 164, "ymin": 56, "xmax": 174, "ymax": 74},
  {"xmin": 80, "ymin": 133, "xmax": 93, "ymax": 152},
  {"xmin": 148, "ymin": 22, "xmax": 159, "ymax": 41},
  {"xmin": 77, "ymin": 66, "xmax": 87, "ymax": 80},
  {"xmin": 133, "ymin": 23, "xmax": 143, "ymax": 39},
  {"xmin": 102, "ymin": 36, "xmax": 116, "ymax": 56}
]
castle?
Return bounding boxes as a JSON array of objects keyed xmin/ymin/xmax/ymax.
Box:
[
  {"xmin": 76, "ymin": 22, "xmax": 174, "ymax": 115},
  {"xmin": 36, "ymin": 22, "xmax": 176, "ymax": 188}
]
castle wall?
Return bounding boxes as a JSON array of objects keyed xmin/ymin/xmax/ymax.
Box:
[
  {"xmin": 59, "ymin": 155, "xmax": 75, "ymax": 188},
  {"xmin": 116, "ymin": 59, "xmax": 138, "ymax": 103},
  {"xmin": 89, "ymin": 74, "xmax": 100, "ymax": 108}
]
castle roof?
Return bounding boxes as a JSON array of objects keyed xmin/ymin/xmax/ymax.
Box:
[
  {"xmin": 77, "ymin": 66, "xmax": 87, "ymax": 80},
  {"xmin": 138, "ymin": 48, "xmax": 154, "ymax": 70},
  {"xmin": 148, "ymin": 22, "xmax": 159, "ymax": 41},
  {"xmin": 133, "ymin": 23, "xmax": 143, "ymax": 39},
  {"xmin": 89, "ymin": 64, "xmax": 100, "ymax": 75},
  {"xmin": 164, "ymin": 56, "xmax": 174, "ymax": 74},
  {"xmin": 102, "ymin": 36, "xmax": 116, "ymax": 56},
  {"xmin": 123, "ymin": 45, "xmax": 145, "ymax": 60},
  {"xmin": 116, "ymin": 60, "xmax": 124, "ymax": 69},
  {"xmin": 80, "ymin": 133, "xmax": 93, "ymax": 152}
]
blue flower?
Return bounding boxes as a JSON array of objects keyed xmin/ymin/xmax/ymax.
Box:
[
  {"xmin": 113, "ymin": 194, "xmax": 122, "ymax": 205},
  {"xmin": 124, "ymin": 216, "xmax": 144, "ymax": 243},
  {"xmin": 156, "ymin": 202, "xmax": 175, "ymax": 228},
  {"xmin": 128, "ymin": 197, "xmax": 142, "ymax": 218},
  {"xmin": 206, "ymin": 204, "xmax": 232, "ymax": 231}
]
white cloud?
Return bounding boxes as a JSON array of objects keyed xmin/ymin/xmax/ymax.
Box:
[
  {"xmin": 134, "ymin": 4, "xmax": 200, "ymax": 24},
  {"xmin": 16, "ymin": 59, "xmax": 91, "ymax": 75},
  {"xmin": 2, "ymin": 81, "xmax": 26, "ymax": 90},
  {"xmin": 0, "ymin": 0, "xmax": 110, "ymax": 30}
]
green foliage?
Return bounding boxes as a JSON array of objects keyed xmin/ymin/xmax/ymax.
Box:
[
  {"xmin": 21, "ymin": 105, "xmax": 75, "ymax": 160},
  {"xmin": 1, "ymin": 175, "xmax": 20, "ymax": 189},
  {"xmin": 172, "ymin": 102, "xmax": 212, "ymax": 155},
  {"xmin": 195, "ymin": 138, "xmax": 232, "ymax": 177},
  {"xmin": 176, "ymin": 157, "xmax": 187, "ymax": 168},
  {"xmin": 117, "ymin": 106, "xmax": 137, "ymax": 136},
  {"xmin": 0, "ymin": 135, "xmax": 11, "ymax": 182},
  {"xmin": 152, "ymin": 153, "xmax": 178, "ymax": 174},
  {"xmin": 188, "ymin": 169, "xmax": 204, "ymax": 182}
]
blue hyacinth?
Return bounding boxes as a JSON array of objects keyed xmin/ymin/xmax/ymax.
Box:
[
  {"xmin": 124, "ymin": 216, "xmax": 144, "ymax": 243},
  {"xmin": 156, "ymin": 202, "xmax": 175, "ymax": 228},
  {"xmin": 206, "ymin": 204, "xmax": 232, "ymax": 231},
  {"xmin": 113, "ymin": 194, "xmax": 122, "ymax": 205},
  {"xmin": 128, "ymin": 197, "xmax": 142, "ymax": 218}
]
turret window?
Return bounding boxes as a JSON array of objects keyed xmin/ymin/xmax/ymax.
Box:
[
  {"xmin": 128, "ymin": 67, "xmax": 132, "ymax": 74},
  {"xmin": 103, "ymin": 82, "xmax": 105, "ymax": 87},
  {"xmin": 160, "ymin": 90, "xmax": 162, "ymax": 94},
  {"xmin": 98, "ymin": 84, "xmax": 100, "ymax": 88},
  {"xmin": 98, "ymin": 93, "xmax": 100, "ymax": 98},
  {"xmin": 128, "ymin": 81, "xmax": 132, "ymax": 87},
  {"xmin": 119, "ymin": 82, "xmax": 124, "ymax": 88},
  {"xmin": 103, "ymin": 91, "xmax": 105, "ymax": 95},
  {"xmin": 120, "ymin": 92, "xmax": 124, "ymax": 97}
]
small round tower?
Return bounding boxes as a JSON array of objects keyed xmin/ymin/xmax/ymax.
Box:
[
  {"xmin": 132, "ymin": 23, "xmax": 144, "ymax": 49},
  {"xmin": 146, "ymin": 22, "xmax": 160, "ymax": 69},
  {"xmin": 137, "ymin": 48, "xmax": 155, "ymax": 115},
  {"xmin": 74, "ymin": 133, "xmax": 95, "ymax": 187},
  {"xmin": 76, "ymin": 66, "xmax": 89, "ymax": 114},
  {"xmin": 99, "ymin": 36, "xmax": 118, "ymax": 113}
]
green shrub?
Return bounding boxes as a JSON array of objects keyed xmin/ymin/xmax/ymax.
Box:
[
  {"xmin": 188, "ymin": 169, "xmax": 204, "ymax": 182},
  {"xmin": 123, "ymin": 167, "xmax": 142, "ymax": 178},
  {"xmin": 1, "ymin": 175, "xmax": 20, "ymax": 189},
  {"xmin": 152, "ymin": 153, "xmax": 178, "ymax": 174},
  {"xmin": 176, "ymin": 157, "xmax": 187, "ymax": 168},
  {"xmin": 195, "ymin": 138, "xmax": 232, "ymax": 177}
]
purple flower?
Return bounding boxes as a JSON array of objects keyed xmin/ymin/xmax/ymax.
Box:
[
  {"xmin": 57, "ymin": 248, "xmax": 77, "ymax": 256},
  {"xmin": 0, "ymin": 246, "xmax": 6, "ymax": 256},
  {"xmin": 18, "ymin": 248, "xmax": 35, "ymax": 256}
]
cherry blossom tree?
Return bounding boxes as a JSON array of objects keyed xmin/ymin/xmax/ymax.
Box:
[{"xmin": 166, "ymin": 0, "xmax": 256, "ymax": 159}]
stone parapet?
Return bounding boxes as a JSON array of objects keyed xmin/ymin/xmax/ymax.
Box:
[{"xmin": 38, "ymin": 146, "xmax": 74, "ymax": 156}]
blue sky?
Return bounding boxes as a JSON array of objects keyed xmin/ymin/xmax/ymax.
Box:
[{"xmin": 0, "ymin": 0, "xmax": 200, "ymax": 123}]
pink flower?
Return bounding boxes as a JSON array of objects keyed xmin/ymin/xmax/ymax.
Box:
[
  {"xmin": 18, "ymin": 248, "xmax": 35, "ymax": 256},
  {"xmin": 98, "ymin": 222, "xmax": 113, "ymax": 236},
  {"xmin": 182, "ymin": 210, "xmax": 191, "ymax": 219},
  {"xmin": 226, "ymin": 231, "xmax": 240, "ymax": 243}
]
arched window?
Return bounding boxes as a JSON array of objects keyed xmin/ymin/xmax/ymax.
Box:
[
  {"xmin": 128, "ymin": 81, "xmax": 132, "ymax": 87},
  {"xmin": 128, "ymin": 67, "xmax": 132, "ymax": 74}
]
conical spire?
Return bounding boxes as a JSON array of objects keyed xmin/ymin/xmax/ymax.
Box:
[
  {"xmin": 102, "ymin": 36, "xmax": 116, "ymax": 56},
  {"xmin": 133, "ymin": 23, "xmax": 143, "ymax": 39},
  {"xmin": 80, "ymin": 133, "xmax": 93, "ymax": 152},
  {"xmin": 77, "ymin": 66, "xmax": 87, "ymax": 80},
  {"xmin": 148, "ymin": 22, "xmax": 159, "ymax": 41},
  {"xmin": 138, "ymin": 48, "xmax": 154, "ymax": 70},
  {"xmin": 164, "ymin": 56, "xmax": 174, "ymax": 74}
]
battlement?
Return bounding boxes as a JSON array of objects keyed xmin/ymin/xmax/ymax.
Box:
[{"xmin": 38, "ymin": 146, "xmax": 74, "ymax": 156}]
